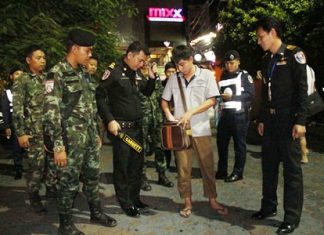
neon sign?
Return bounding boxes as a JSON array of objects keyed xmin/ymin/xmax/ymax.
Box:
[{"xmin": 147, "ymin": 7, "xmax": 185, "ymax": 22}]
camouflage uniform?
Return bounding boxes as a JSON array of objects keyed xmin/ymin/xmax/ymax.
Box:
[
  {"xmin": 12, "ymin": 72, "xmax": 56, "ymax": 193},
  {"xmin": 43, "ymin": 59, "xmax": 101, "ymax": 215},
  {"xmin": 140, "ymin": 77, "xmax": 167, "ymax": 173}
]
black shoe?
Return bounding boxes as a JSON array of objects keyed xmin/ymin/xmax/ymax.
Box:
[
  {"xmin": 122, "ymin": 206, "xmax": 140, "ymax": 218},
  {"xmin": 141, "ymin": 176, "xmax": 152, "ymax": 191},
  {"xmin": 215, "ymin": 171, "xmax": 228, "ymax": 180},
  {"xmin": 134, "ymin": 201, "xmax": 149, "ymax": 209},
  {"xmin": 251, "ymin": 209, "xmax": 277, "ymax": 220},
  {"xmin": 89, "ymin": 202, "xmax": 118, "ymax": 227},
  {"xmin": 224, "ymin": 173, "xmax": 243, "ymax": 182},
  {"xmin": 58, "ymin": 213, "xmax": 84, "ymax": 235},
  {"xmin": 14, "ymin": 167, "xmax": 23, "ymax": 180},
  {"xmin": 158, "ymin": 173, "xmax": 174, "ymax": 187},
  {"xmin": 276, "ymin": 222, "xmax": 297, "ymax": 234}
]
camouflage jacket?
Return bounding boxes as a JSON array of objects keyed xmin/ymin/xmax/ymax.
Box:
[
  {"xmin": 12, "ymin": 72, "xmax": 46, "ymax": 137},
  {"xmin": 43, "ymin": 59, "xmax": 99, "ymax": 148}
]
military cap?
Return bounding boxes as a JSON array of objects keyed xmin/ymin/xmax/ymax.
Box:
[
  {"xmin": 224, "ymin": 50, "xmax": 240, "ymax": 61},
  {"xmin": 68, "ymin": 28, "xmax": 95, "ymax": 47}
]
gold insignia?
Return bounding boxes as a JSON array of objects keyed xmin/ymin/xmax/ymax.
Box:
[{"xmin": 287, "ymin": 45, "xmax": 296, "ymax": 50}]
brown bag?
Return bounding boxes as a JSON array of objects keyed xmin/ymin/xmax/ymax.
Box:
[
  {"xmin": 161, "ymin": 122, "xmax": 191, "ymax": 150},
  {"xmin": 161, "ymin": 71, "xmax": 191, "ymax": 150}
]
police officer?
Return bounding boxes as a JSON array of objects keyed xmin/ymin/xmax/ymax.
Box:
[
  {"xmin": 1, "ymin": 67, "xmax": 24, "ymax": 179},
  {"xmin": 252, "ymin": 17, "xmax": 307, "ymax": 234},
  {"xmin": 215, "ymin": 50, "xmax": 254, "ymax": 182},
  {"xmin": 96, "ymin": 41, "xmax": 156, "ymax": 217},
  {"xmin": 12, "ymin": 45, "xmax": 57, "ymax": 214},
  {"xmin": 138, "ymin": 64, "xmax": 174, "ymax": 191},
  {"xmin": 44, "ymin": 29, "xmax": 117, "ymax": 235}
]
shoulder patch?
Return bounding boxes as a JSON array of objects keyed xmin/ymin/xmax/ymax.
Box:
[
  {"xmin": 109, "ymin": 62, "xmax": 116, "ymax": 69},
  {"xmin": 44, "ymin": 80, "xmax": 54, "ymax": 94},
  {"xmin": 102, "ymin": 69, "xmax": 111, "ymax": 80},
  {"xmin": 287, "ymin": 45, "xmax": 297, "ymax": 50},
  {"xmin": 248, "ymin": 75, "xmax": 253, "ymax": 84},
  {"xmin": 294, "ymin": 51, "xmax": 306, "ymax": 64}
]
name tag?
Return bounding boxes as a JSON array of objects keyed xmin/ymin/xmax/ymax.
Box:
[{"xmin": 121, "ymin": 76, "xmax": 129, "ymax": 80}]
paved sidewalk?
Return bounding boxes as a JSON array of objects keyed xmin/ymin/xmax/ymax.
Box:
[{"xmin": 0, "ymin": 137, "xmax": 323, "ymax": 235}]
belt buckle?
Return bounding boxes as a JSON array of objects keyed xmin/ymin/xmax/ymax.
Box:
[{"xmin": 270, "ymin": 108, "xmax": 276, "ymax": 114}]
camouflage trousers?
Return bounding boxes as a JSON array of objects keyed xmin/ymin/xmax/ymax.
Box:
[
  {"xmin": 25, "ymin": 136, "xmax": 57, "ymax": 194},
  {"xmin": 142, "ymin": 115, "xmax": 167, "ymax": 174},
  {"xmin": 57, "ymin": 130, "xmax": 100, "ymax": 215}
]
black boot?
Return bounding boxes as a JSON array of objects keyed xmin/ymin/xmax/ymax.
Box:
[
  {"xmin": 89, "ymin": 202, "xmax": 117, "ymax": 227},
  {"xmin": 141, "ymin": 174, "xmax": 152, "ymax": 191},
  {"xmin": 158, "ymin": 172, "xmax": 174, "ymax": 187},
  {"xmin": 29, "ymin": 191, "xmax": 47, "ymax": 214},
  {"xmin": 45, "ymin": 186, "xmax": 57, "ymax": 199},
  {"xmin": 58, "ymin": 213, "xmax": 84, "ymax": 235},
  {"xmin": 14, "ymin": 166, "xmax": 23, "ymax": 180}
]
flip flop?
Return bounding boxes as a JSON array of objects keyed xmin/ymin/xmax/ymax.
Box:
[{"xmin": 179, "ymin": 208, "xmax": 192, "ymax": 218}]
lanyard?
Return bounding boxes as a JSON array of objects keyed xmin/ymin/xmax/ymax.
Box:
[{"xmin": 267, "ymin": 57, "xmax": 277, "ymax": 101}]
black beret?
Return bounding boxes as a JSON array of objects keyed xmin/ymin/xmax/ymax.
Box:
[
  {"xmin": 68, "ymin": 28, "xmax": 95, "ymax": 47},
  {"xmin": 224, "ymin": 50, "xmax": 240, "ymax": 61}
]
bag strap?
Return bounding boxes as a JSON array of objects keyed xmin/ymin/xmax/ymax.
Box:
[{"xmin": 176, "ymin": 72, "xmax": 188, "ymax": 112}]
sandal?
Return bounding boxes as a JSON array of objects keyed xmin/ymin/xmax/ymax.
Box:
[{"xmin": 179, "ymin": 207, "xmax": 192, "ymax": 218}]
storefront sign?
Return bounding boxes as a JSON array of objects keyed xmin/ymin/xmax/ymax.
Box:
[{"xmin": 147, "ymin": 7, "xmax": 185, "ymax": 22}]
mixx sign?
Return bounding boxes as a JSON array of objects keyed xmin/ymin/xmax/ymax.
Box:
[{"xmin": 147, "ymin": 7, "xmax": 185, "ymax": 22}]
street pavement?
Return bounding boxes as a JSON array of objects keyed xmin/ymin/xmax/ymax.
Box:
[{"xmin": 0, "ymin": 134, "xmax": 323, "ymax": 235}]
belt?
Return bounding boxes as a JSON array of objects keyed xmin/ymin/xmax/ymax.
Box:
[
  {"xmin": 266, "ymin": 107, "xmax": 290, "ymax": 115},
  {"xmin": 117, "ymin": 120, "xmax": 140, "ymax": 129}
]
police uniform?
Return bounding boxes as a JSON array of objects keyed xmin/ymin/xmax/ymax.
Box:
[
  {"xmin": 96, "ymin": 59, "xmax": 155, "ymax": 215},
  {"xmin": 216, "ymin": 51, "xmax": 254, "ymax": 182},
  {"xmin": 44, "ymin": 29, "xmax": 117, "ymax": 235},
  {"xmin": 257, "ymin": 43, "xmax": 307, "ymax": 226}
]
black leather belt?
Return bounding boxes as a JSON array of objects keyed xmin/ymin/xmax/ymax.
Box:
[{"xmin": 117, "ymin": 120, "xmax": 140, "ymax": 129}]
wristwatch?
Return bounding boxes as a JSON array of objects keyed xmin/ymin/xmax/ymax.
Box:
[{"xmin": 53, "ymin": 146, "xmax": 66, "ymax": 153}]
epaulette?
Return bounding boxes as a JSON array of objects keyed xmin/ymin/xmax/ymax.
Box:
[
  {"xmin": 286, "ymin": 45, "xmax": 297, "ymax": 50},
  {"xmin": 109, "ymin": 62, "xmax": 116, "ymax": 69}
]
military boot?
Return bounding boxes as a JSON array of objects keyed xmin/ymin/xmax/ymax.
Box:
[
  {"xmin": 29, "ymin": 191, "xmax": 47, "ymax": 214},
  {"xmin": 45, "ymin": 186, "xmax": 57, "ymax": 199},
  {"xmin": 141, "ymin": 174, "xmax": 152, "ymax": 191},
  {"xmin": 158, "ymin": 172, "xmax": 174, "ymax": 187},
  {"xmin": 58, "ymin": 214, "xmax": 84, "ymax": 235},
  {"xmin": 89, "ymin": 201, "xmax": 118, "ymax": 227}
]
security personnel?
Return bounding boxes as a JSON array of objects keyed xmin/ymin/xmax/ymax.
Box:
[
  {"xmin": 1, "ymin": 67, "xmax": 24, "ymax": 179},
  {"xmin": 252, "ymin": 17, "xmax": 307, "ymax": 234},
  {"xmin": 138, "ymin": 65, "xmax": 174, "ymax": 191},
  {"xmin": 44, "ymin": 29, "xmax": 117, "ymax": 235},
  {"xmin": 12, "ymin": 45, "xmax": 56, "ymax": 214},
  {"xmin": 215, "ymin": 50, "xmax": 254, "ymax": 182},
  {"xmin": 96, "ymin": 41, "xmax": 156, "ymax": 217}
]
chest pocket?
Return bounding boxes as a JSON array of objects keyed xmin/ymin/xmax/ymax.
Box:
[
  {"xmin": 118, "ymin": 77, "xmax": 135, "ymax": 95},
  {"xmin": 62, "ymin": 75, "xmax": 82, "ymax": 115}
]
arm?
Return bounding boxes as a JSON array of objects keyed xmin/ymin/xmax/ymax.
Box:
[{"xmin": 161, "ymin": 98, "xmax": 176, "ymax": 121}]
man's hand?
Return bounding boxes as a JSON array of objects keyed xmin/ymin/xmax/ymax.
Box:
[
  {"xmin": 257, "ymin": 122, "xmax": 264, "ymax": 136},
  {"xmin": 178, "ymin": 111, "xmax": 193, "ymax": 128},
  {"xmin": 148, "ymin": 62, "xmax": 158, "ymax": 79},
  {"xmin": 54, "ymin": 151, "xmax": 67, "ymax": 167},
  {"xmin": 221, "ymin": 93, "xmax": 232, "ymax": 101},
  {"xmin": 5, "ymin": 128, "xmax": 11, "ymax": 138},
  {"xmin": 166, "ymin": 113, "xmax": 177, "ymax": 122},
  {"xmin": 18, "ymin": 134, "xmax": 33, "ymax": 148},
  {"xmin": 292, "ymin": 124, "xmax": 306, "ymax": 140},
  {"xmin": 108, "ymin": 120, "xmax": 121, "ymax": 136}
]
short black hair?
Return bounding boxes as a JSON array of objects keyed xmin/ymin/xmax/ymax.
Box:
[
  {"xmin": 126, "ymin": 41, "xmax": 150, "ymax": 56},
  {"xmin": 9, "ymin": 66, "xmax": 23, "ymax": 75},
  {"xmin": 172, "ymin": 45, "xmax": 193, "ymax": 64},
  {"xmin": 89, "ymin": 56, "xmax": 98, "ymax": 62},
  {"xmin": 255, "ymin": 16, "xmax": 282, "ymax": 38},
  {"xmin": 25, "ymin": 45, "xmax": 43, "ymax": 58},
  {"xmin": 164, "ymin": 62, "xmax": 176, "ymax": 72}
]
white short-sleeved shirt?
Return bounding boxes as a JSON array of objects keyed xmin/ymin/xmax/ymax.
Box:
[{"xmin": 162, "ymin": 66, "xmax": 220, "ymax": 137}]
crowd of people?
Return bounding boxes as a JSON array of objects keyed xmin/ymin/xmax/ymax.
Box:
[{"xmin": 0, "ymin": 16, "xmax": 309, "ymax": 235}]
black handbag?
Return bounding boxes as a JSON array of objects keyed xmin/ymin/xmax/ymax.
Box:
[{"xmin": 308, "ymin": 91, "xmax": 324, "ymax": 117}]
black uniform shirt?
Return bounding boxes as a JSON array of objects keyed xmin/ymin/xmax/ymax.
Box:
[
  {"xmin": 96, "ymin": 59, "xmax": 155, "ymax": 124},
  {"xmin": 259, "ymin": 43, "xmax": 308, "ymax": 125}
]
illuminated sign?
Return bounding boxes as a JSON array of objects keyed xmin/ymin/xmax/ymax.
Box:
[{"xmin": 147, "ymin": 7, "xmax": 185, "ymax": 22}]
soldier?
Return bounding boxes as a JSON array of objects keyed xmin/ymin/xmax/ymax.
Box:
[
  {"xmin": 44, "ymin": 29, "xmax": 117, "ymax": 235},
  {"xmin": 252, "ymin": 17, "xmax": 307, "ymax": 234},
  {"xmin": 138, "ymin": 63, "xmax": 174, "ymax": 191},
  {"xmin": 96, "ymin": 41, "xmax": 156, "ymax": 218},
  {"xmin": 12, "ymin": 45, "xmax": 51, "ymax": 213},
  {"xmin": 215, "ymin": 50, "xmax": 254, "ymax": 182}
]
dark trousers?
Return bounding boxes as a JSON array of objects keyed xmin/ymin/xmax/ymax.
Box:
[
  {"xmin": 261, "ymin": 110, "xmax": 303, "ymax": 225},
  {"xmin": 217, "ymin": 111, "xmax": 249, "ymax": 175},
  {"xmin": 110, "ymin": 127, "xmax": 144, "ymax": 208}
]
